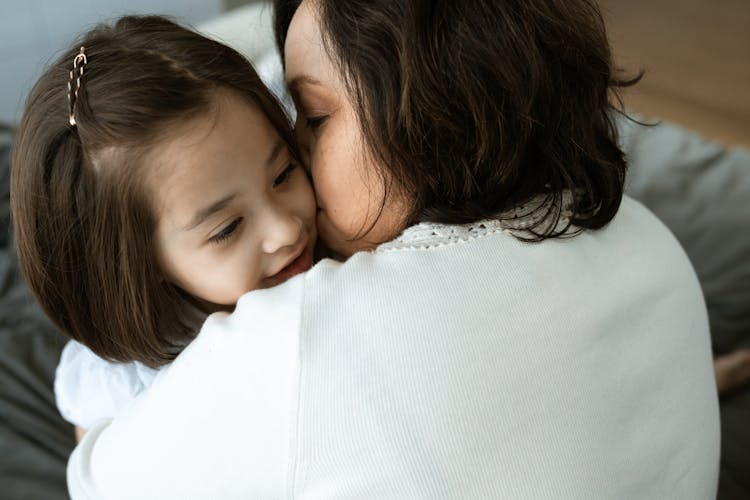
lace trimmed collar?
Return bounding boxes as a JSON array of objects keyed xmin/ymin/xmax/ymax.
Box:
[{"xmin": 376, "ymin": 192, "xmax": 575, "ymax": 252}]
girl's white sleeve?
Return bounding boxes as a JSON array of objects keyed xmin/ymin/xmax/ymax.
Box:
[
  {"xmin": 66, "ymin": 274, "xmax": 305, "ymax": 500},
  {"xmin": 55, "ymin": 341, "xmax": 160, "ymax": 429}
]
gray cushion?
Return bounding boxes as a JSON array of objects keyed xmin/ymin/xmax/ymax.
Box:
[{"xmin": 0, "ymin": 127, "xmax": 74, "ymax": 500}]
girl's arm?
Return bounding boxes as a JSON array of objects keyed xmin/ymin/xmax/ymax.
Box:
[
  {"xmin": 715, "ymin": 349, "xmax": 750, "ymax": 396},
  {"xmin": 55, "ymin": 340, "xmax": 160, "ymax": 431}
]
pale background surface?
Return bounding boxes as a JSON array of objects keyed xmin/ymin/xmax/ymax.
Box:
[
  {"xmin": 601, "ymin": 0, "xmax": 750, "ymax": 147},
  {"xmin": 0, "ymin": 0, "xmax": 234, "ymax": 125},
  {"xmin": 2, "ymin": 0, "xmax": 748, "ymax": 149}
]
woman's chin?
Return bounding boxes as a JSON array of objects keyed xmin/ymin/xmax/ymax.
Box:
[
  {"xmin": 317, "ymin": 213, "xmax": 365, "ymax": 258},
  {"xmin": 316, "ymin": 210, "xmax": 406, "ymax": 259}
]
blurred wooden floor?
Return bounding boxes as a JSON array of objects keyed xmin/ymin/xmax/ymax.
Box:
[{"xmin": 600, "ymin": 0, "xmax": 750, "ymax": 147}]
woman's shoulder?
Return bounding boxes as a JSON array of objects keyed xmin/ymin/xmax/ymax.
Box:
[
  {"xmin": 360, "ymin": 192, "xmax": 680, "ymax": 252},
  {"xmin": 300, "ymin": 195, "xmax": 701, "ymax": 318},
  {"xmin": 600, "ymin": 195, "xmax": 698, "ymax": 273},
  {"xmin": 308, "ymin": 195, "xmax": 687, "ymax": 268}
]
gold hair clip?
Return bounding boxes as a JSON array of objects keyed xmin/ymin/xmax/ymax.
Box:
[{"xmin": 67, "ymin": 46, "xmax": 88, "ymax": 126}]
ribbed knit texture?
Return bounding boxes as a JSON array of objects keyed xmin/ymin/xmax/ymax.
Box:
[
  {"xmin": 67, "ymin": 196, "xmax": 719, "ymax": 499},
  {"xmin": 291, "ymin": 197, "xmax": 718, "ymax": 499}
]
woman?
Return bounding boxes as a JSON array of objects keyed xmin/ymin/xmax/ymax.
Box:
[{"xmin": 67, "ymin": 1, "xmax": 719, "ymax": 498}]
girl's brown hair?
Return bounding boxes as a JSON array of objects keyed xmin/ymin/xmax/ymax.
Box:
[
  {"xmin": 275, "ymin": 0, "xmax": 640, "ymax": 238},
  {"xmin": 11, "ymin": 16, "xmax": 296, "ymax": 367}
]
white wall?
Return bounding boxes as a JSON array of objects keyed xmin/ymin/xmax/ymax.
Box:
[{"xmin": 0, "ymin": 0, "xmax": 224, "ymax": 125}]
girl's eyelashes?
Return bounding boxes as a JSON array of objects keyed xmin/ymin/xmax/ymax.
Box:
[
  {"xmin": 273, "ymin": 162, "xmax": 298, "ymax": 188},
  {"xmin": 209, "ymin": 217, "xmax": 243, "ymax": 244}
]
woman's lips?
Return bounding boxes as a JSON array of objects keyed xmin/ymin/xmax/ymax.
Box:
[{"xmin": 269, "ymin": 243, "xmax": 313, "ymax": 284}]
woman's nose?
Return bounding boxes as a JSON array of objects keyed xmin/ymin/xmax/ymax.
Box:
[{"xmin": 260, "ymin": 203, "xmax": 303, "ymax": 255}]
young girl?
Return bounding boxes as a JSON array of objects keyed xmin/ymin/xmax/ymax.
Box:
[{"xmin": 11, "ymin": 15, "xmax": 317, "ymax": 431}]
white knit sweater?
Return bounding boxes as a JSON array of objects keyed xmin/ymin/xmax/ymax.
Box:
[{"xmin": 67, "ymin": 196, "xmax": 719, "ymax": 499}]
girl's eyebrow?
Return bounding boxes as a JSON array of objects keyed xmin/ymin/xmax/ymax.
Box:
[{"xmin": 183, "ymin": 193, "xmax": 238, "ymax": 231}]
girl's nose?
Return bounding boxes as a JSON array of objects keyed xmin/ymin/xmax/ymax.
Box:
[{"xmin": 260, "ymin": 204, "xmax": 303, "ymax": 255}]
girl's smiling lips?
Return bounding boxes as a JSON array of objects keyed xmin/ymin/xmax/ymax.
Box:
[{"xmin": 267, "ymin": 238, "xmax": 313, "ymax": 285}]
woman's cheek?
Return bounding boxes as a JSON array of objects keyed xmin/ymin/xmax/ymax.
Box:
[{"xmin": 315, "ymin": 211, "xmax": 344, "ymax": 255}]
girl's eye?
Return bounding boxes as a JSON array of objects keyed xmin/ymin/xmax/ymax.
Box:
[
  {"xmin": 210, "ymin": 217, "xmax": 243, "ymax": 244},
  {"xmin": 273, "ymin": 163, "xmax": 298, "ymax": 188},
  {"xmin": 305, "ymin": 115, "xmax": 328, "ymax": 130}
]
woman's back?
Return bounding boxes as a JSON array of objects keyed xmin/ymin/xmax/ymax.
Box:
[
  {"xmin": 294, "ymin": 195, "xmax": 719, "ymax": 498},
  {"xmin": 69, "ymin": 196, "xmax": 719, "ymax": 499}
]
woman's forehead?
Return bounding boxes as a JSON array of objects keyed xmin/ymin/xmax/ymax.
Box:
[{"xmin": 284, "ymin": 0, "xmax": 329, "ymax": 84}]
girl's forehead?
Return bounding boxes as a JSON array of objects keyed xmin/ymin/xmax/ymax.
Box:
[
  {"xmin": 146, "ymin": 92, "xmax": 263, "ymax": 177},
  {"xmin": 144, "ymin": 92, "xmax": 284, "ymax": 226}
]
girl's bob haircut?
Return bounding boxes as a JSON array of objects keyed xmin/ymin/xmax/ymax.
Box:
[{"xmin": 11, "ymin": 16, "xmax": 297, "ymax": 367}]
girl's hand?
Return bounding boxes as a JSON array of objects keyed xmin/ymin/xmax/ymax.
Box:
[{"xmin": 715, "ymin": 349, "xmax": 750, "ymax": 396}]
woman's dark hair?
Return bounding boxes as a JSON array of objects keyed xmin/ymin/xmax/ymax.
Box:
[
  {"xmin": 11, "ymin": 16, "xmax": 297, "ymax": 367},
  {"xmin": 275, "ymin": 0, "xmax": 641, "ymax": 238}
]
